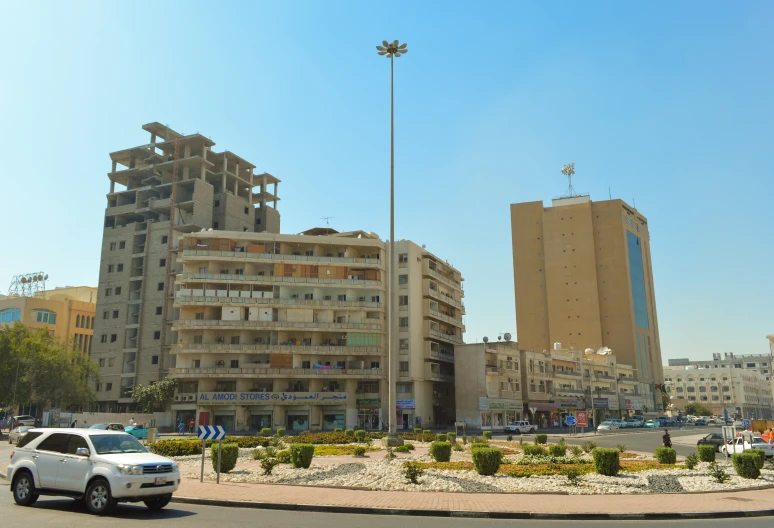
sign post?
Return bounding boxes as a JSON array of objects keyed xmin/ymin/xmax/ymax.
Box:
[
  {"xmin": 198, "ymin": 425, "xmax": 226, "ymax": 483},
  {"xmin": 565, "ymin": 415, "xmax": 576, "ymax": 435}
]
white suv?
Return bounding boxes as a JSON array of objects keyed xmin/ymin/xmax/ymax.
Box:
[
  {"xmin": 7, "ymin": 429, "xmax": 180, "ymax": 515},
  {"xmin": 503, "ymin": 421, "xmax": 537, "ymax": 434}
]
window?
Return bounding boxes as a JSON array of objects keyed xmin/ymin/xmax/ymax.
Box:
[
  {"xmin": 399, "ymin": 317, "xmax": 408, "ymax": 327},
  {"xmin": 108, "ymin": 264, "xmax": 114, "ymax": 273},
  {"xmin": 337, "ymin": 295, "xmax": 346, "ymax": 301},
  {"xmin": 110, "ymin": 334, "xmax": 117, "ymax": 342},
  {"xmin": 117, "ymin": 264, "xmax": 123, "ymax": 272},
  {"xmin": 357, "ymin": 381, "xmax": 379, "ymax": 393},
  {"xmin": 399, "ymin": 295, "xmax": 408, "ymax": 306},
  {"xmin": 195, "ymin": 312, "xmax": 204, "ymax": 320},
  {"xmin": 302, "ymin": 361, "xmax": 311, "ymax": 369},
  {"xmin": 397, "ymin": 383, "xmax": 412, "ymax": 393},
  {"xmin": 112, "ymin": 310, "xmax": 119, "ymax": 319},
  {"xmin": 153, "ymin": 331, "xmax": 161, "ymax": 340},
  {"xmin": 626, "ymin": 231, "xmax": 649, "ymax": 329},
  {"xmin": 192, "ymin": 360, "xmax": 201, "ymax": 368},
  {"xmin": 193, "ymin": 335, "xmax": 203, "ymax": 344},
  {"xmin": 103, "ymin": 311, "xmax": 109, "ymax": 320},
  {"xmin": 0, "ymin": 308, "xmax": 20, "ymax": 323},
  {"xmin": 235, "ymin": 269, "xmax": 244, "ymax": 275},
  {"xmin": 99, "ymin": 358, "xmax": 105, "ymax": 367},
  {"xmin": 106, "ymin": 382, "xmax": 112, "ymax": 391},
  {"xmin": 156, "ymin": 306, "xmax": 163, "ymax": 315},
  {"xmin": 115, "ymin": 287, "xmax": 121, "ymax": 295},
  {"xmin": 151, "ymin": 355, "xmax": 159, "ymax": 365},
  {"xmin": 161, "ymin": 236, "xmax": 168, "ymax": 244},
  {"xmin": 398, "ymin": 275, "xmax": 408, "ymax": 285},
  {"xmin": 37, "ymin": 433, "xmax": 70, "ymax": 453},
  {"xmin": 398, "ymin": 253, "xmax": 408, "ymax": 263},
  {"xmin": 100, "ymin": 335, "xmax": 107, "ymax": 343},
  {"xmin": 230, "ymin": 360, "xmax": 239, "ymax": 368},
  {"xmin": 158, "ymin": 282, "xmax": 164, "ymax": 291},
  {"xmin": 747, "ymin": 363, "xmax": 756, "ymax": 368},
  {"xmin": 96, "ymin": 383, "xmax": 103, "ymax": 392},
  {"xmin": 399, "ymin": 361, "xmax": 409, "ymax": 373},
  {"xmin": 230, "ymin": 336, "xmax": 240, "ymax": 345},
  {"xmin": 399, "ymin": 339, "xmax": 409, "ymax": 350},
  {"xmin": 105, "ymin": 288, "xmax": 112, "ymax": 297},
  {"xmin": 33, "ymin": 309, "xmax": 57, "ymax": 324},
  {"xmin": 109, "ymin": 242, "xmax": 116, "ymax": 251},
  {"xmin": 119, "ymin": 241, "xmax": 125, "ymax": 249},
  {"xmin": 213, "ymin": 222, "xmax": 219, "ymax": 229},
  {"xmin": 159, "ymin": 258, "xmax": 166, "ymax": 267},
  {"xmin": 244, "ymin": 207, "xmax": 249, "ymax": 214}
]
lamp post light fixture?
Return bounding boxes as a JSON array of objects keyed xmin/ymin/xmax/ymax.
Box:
[{"xmin": 376, "ymin": 39, "xmax": 407, "ymax": 446}]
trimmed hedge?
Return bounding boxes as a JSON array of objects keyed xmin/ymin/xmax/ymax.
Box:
[
  {"xmin": 210, "ymin": 442, "xmax": 238, "ymax": 473},
  {"xmin": 151, "ymin": 439, "xmax": 202, "ymax": 457},
  {"xmin": 523, "ymin": 445, "xmax": 547, "ymax": 457},
  {"xmin": 436, "ymin": 433, "xmax": 448, "ymax": 442},
  {"xmin": 353, "ymin": 446, "xmax": 366, "ymax": 457},
  {"xmin": 345, "ymin": 429, "xmax": 355, "ymax": 437},
  {"xmin": 470, "ymin": 442, "xmax": 490, "ymax": 450},
  {"xmin": 747, "ymin": 449, "xmax": 766, "ymax": 470},
  {"xmin": 276, "ymin": 450, "xmax": 291, "ymax": 463},
  {"xmin": 483, "ymin": 431, "xmax": 493, "ymax": 440},
  {"xmin": 592, "ymin": 448, "xmax": 620, "ymax": 476},
  {"xmin": 290, "ymin": 444, "xmax": 315, "ymax": 469},
  {"xmin": 472, "ymin": 447, "xmax": 503, "ymax": 476},
  {"xmin": 276, "ymin": 427, "xmax": 286, "ymax": 437},
  {"xmin": 549, "ymin": 444, "xmax": 567, "ymax": 457},
  {"xmin": 414, "ymin": 428, "xmax": 422, "ymax": 434},
  {"xmin": 395, "ymin": 445, "xmax": 411, "ymax": 453},
  {"xmin": 732, "ymin": 452, "xmax": 761, "ymax": 479},
  {"xmin": 400, "ymin": 432, "xmax": 437, "ymax": 442},
  {"xmin": 534, "ymin": 434, "xmax": 548, "ymax": 445},
  {"xmin": 447, "ymin": 432, "xmax": 456, "ymax": 443},
  {"xmin": 697, "ymin": 445, "xmax": 716, "ymax": 462},
  {"xmin": 654, "ymin": 447, "xmax": 677, "ymax": 464},
  {"xmin": 430, "ymin": 441, "xmax": 452, "ymax": 462},
  {"xmin": 354, "ymin": 430, "xmax": 366, "ymax": 441},
  {"xmin": 260, "ymin": 428, "xmax": 272, "ymax": 437}
]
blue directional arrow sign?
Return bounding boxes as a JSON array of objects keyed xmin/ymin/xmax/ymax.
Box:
[
  {"xmin": 198, "ymin": 425, "xmax": 226, "ymax": 441},
  {"xmin": 743, "ymin": 419, "xmax": 750, "ymax": 429},
  {"xmin": 565, "ymin": 416, "xmax": 576, "ymax": 426}
]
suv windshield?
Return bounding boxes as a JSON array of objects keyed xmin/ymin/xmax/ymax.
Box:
[{"xmin": 89, "ymin": 433, "xmax": 146, "ymax": 454}]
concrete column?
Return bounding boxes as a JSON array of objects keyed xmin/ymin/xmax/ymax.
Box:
[
  {"xmin": 150, "ymin": 133, "xmax": 156, "ymax": 144},
  {"xmin": 201, "ymin": 148, "xmax": 208, "ymax": 181},
  {"xmin": 274, "ymin": 182, "xmax": 278, "ymax": 209},
  {"xmin": 248, "ymin": 168, "xmax": 253, "ymax": 203},
  {"xmin": 233, "ymin": 164, "xmax": 239, "ymax": 195},
  {"xmin": 223, "ymin": 156, "xmax": 228, "ymax": 193}
]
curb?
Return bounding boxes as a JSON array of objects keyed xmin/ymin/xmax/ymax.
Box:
[{"xmin": 170, "ymin": 496, "xmax": 774, "ymax": 520}]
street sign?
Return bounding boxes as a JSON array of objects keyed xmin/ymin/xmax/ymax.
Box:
[
  {"xmin": 565, "ymin": 416, "xmax": 576, "ymax": 426},
  {"xmin": 743, "ymin": 419, "xmax": 750, "ymax": 429},
  {"xmin": 198, "ymin": 425, "xmax": 226, "ymax": 441},
  {"xmin": 575, "ymin": 411, "xmax": 588, "ymax": 427}
]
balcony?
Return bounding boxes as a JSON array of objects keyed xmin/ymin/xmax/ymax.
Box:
[
  {"xmin": 179, "ymin": 272, "xmax": 382, "ymax": 288},
  {"xmin": 427, "ymin": 371, "xmax": 455, "ymax": 383},
  {"xmin": 425, "ymin": 346, "xmax": 455, "ymax": 363},
  {"xmin": 175, "ymin": 343, "xmax": 383, "ymax": 356},
  {"xmin": 175, "ymin": 295, "xmax": 384, "ymax": 310},
  {"xmin": 617, "ymin": 377, "xmax": 636, "ymax": 384},
  {"xmin": 428, "ymin": 327, "xmax": 464, "ymax": 346},
  {"xmin": 554, "ymin": 388, "xmax": 585, "ymax": 396},
  {"xmin": 173, "ymin": 319, "xmax": 383, "ymax": 332},
  {"xmin": 423, "ymin": 261, "xmax": 462, "ymax": 291},
  {"xmin": 424, "ymin": 302, "xmax": 465, "ymax": 330},
  {"xmin": 171, "ymin": 367, "xmax": 384, "ymax": 379},
  {"xmin": 179, "ymin": 249, "xmax": 383, "ymax": 268},
  {"xmin": 486, "ymin": 366, "xmax": 499, "ymax": 375},
  {"xmin": 553, "ymin": 369, "xmax": 581, "ymax": 379},
  {"xmin": 424, "ymin": 282, "xmax": 465, "ymax": 311}
]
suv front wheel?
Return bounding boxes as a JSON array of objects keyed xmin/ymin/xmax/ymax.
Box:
[
  {"xmin": 13, "ymin": 471, "xmax": 39, "ymax": 506},
  {"xmin": 85, "ymin": 478, "xmax": 117, "ymax": 515},
  {"xmin": 144, "ymin": 494, "xmax": 172, "ymax": 510}
]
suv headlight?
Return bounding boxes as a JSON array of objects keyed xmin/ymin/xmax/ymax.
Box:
[
  {"xmin": 117, "ymin": 464, "xmax": 143, "ymax": 475},
  {"xmin": 170, "ymin": 462, "xmax": 178, "ymax": 472}
]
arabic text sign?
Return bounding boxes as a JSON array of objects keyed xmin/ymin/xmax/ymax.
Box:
[
  {"xmin": 575, "ymin": 411, "xmax": 588, "ymax": 427},
  {"xmin": 198, "ymin": 392, "xmax": 348, "ymax": 405}
]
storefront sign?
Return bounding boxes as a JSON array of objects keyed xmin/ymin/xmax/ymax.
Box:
[
  {"xmin": 198, "ymin": 392, "xmax": 348, "ymax": 406},
  {"xmin": 593, "ymin": 398, "xmax": 609, "ymax": 409},
  {"xmin": 624, "ymin": 398, "xmax": 645, "ymax": 411},
  {"xmin": 575, "ymin": 411, "xmax": 588, "ymax": 427},
  {"xmin": 356, "ymin": 399, "xmax": 381, "ymax": 406},
  {"xmin": 556, "ymin": 399, "xmax": 582, "ymax": 409},
  {"xmin": 396, "ymin": 399, "xmax": 415, "ymax": 409},
  {"xmin": 608, "ymin": 398, "xmax": 620, "ymax": 410}
]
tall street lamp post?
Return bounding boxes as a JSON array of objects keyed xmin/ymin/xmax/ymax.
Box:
[{"xmin": 376, "ymin": 39, "xmax": 407, "ymax": 445}]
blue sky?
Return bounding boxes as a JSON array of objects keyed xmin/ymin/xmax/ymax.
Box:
[{"xmin": 1, "ymin": 1, "xmax": 772, "ymax": 361}]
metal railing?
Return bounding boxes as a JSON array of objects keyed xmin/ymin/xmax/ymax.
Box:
[
  {"xmin": 176, "ymin": 343, "xmax": 383, "ymax": 355},
  {"xmin": 171, "ymin": 367, "xmax": 384, "ymax": 377},
  {"xmin": 173, "ymin": 319, "xmax": 383, "ymax": 331},
  {"xmin": 180, "ymin": 273, "xmax": 382, "ymax": 287},
  {"xmin": 175, "ymin": 295, "xmax": 383, "ymax": 310},
  {"xmin": 180, "ymin": 250, "xmax": 383, "ymax": 267}
]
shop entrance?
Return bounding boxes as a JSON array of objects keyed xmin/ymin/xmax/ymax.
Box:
[
  {"xmin": 287, "ymin": 412, "xmax": 309, "ymax": 431},
  {"xmin": 250, "ymin": 414, "xmax": 272, "ymax": 431},
  {"xmin": 213, "ymin": 414, "xmax": 235, "ymax": 432},
  {"xmin": 322, "ymin": 413, "xmax": 345, "ymax": 430}
]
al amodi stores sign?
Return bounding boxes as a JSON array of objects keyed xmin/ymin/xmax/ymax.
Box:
[{"xmin": 198, "ymin": 392, "xmax": 349, "ymax": 406}]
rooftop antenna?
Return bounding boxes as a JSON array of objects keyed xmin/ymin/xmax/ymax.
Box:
[
  {"xmin": 609, "ymin": 186, "xmax": 612, "ymax": 200},
  {"xmin": 561, "ymin": 163, "xmax": 577, "ymax": 197},
  {"xmin": 321, "ymin": 216, "xmax": 334, "ymax": 227}
]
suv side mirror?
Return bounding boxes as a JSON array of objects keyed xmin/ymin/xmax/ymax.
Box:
[{"xmin": 75, "ymin": 447, "xmax": 90, "ymax": 457}]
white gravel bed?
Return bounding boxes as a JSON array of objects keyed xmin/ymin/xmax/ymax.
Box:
[{"xmin": 177, "ymin": 452, "xmax": 774, "ymax": 495}]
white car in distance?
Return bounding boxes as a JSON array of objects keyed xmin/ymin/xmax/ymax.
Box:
[
  {"xmin": 597, "ymin": 420, "xmax": 621, "ymax": 432},
  {"xmin": 720, "ymin": 436, "xmax": 774, "ymax": 458}
]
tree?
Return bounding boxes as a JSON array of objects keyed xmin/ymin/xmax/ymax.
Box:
[
  {"xmin": 660, "ymin": 386, "xmax": 671, "ymax": 413},
  {"xmin": 131, "ymin": 378, "xmax": 177, "ymax": 412},
  {"xmin": 684, "ymin": 402, "xmax": 711, "ymax": 416}
]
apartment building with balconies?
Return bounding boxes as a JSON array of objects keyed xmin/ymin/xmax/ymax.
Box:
[
  {"xmin": 91, "ymin": 122, "xmax": 281, "ymax": 412},
  {"xmin": 394, "ymin": 240, "xmax": 464, "ymax": 430}
]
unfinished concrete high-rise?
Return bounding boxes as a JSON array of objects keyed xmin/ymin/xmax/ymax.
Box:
[{"xmin": 92, "ymin": 122, "xmax": 280, "ymax": 412}]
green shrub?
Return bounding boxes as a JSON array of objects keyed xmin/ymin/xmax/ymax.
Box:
[
  {"xmin": 507, "ymin": 434, "xmax": 513, "ymax": 442},
  {"xmin": 276, "ymin": 450, "xmax": 291, "ymax": 464},
  {"xmin": 685, "ymin": 453, "xmax": 699, "ymax": 470},
  {"xmin": 470, "ymin": 442, "xmax": 489, "ymax": 450},
  {"xmin": 414, "ymin": 427, "xmax": 422, "ymax": 434},
  {"xmin": 430, "ymin": 441, "xmax": 452, "ymax": 462},
  {"xmin": 616, "ymin": 444, "xmax": 627, "ymax": 453},
  {"xmin": 549, "ymin": 444, "xmax": 567, "ymax": 457},
  {"xmin": 447, "ymin": 432, "xmax": 456, "ymax": 443},
  {"xmin": 264, "ymin": 446, "xmax": 277, "ymax": 457},
  {"xmin": 404, "ymin": 443, "xmax": 415, "ymax": 451},
  {"xmin": 354, "ymin": 430, "xmax": 366, "ymax": 441},
  {"xmin": 654, "ymin": 447, "xmax": 677, "ymax": 464},
  {"xmin": 709, "ymin": 461, "xmax": 731, "ymax": 483},
  {"xmin": 210, "ymin": 443, "xmax": 239, "ymax": 473},
  {"xmin": 453, "ymin": 441, "xmax": 463, "ymax": 452},
  {"xmin": 483, "ymin": 431, "xmax": 493, "ymax": 440},
  {"xmin": 403, "ymin": 461, "xmax": 424, "ymax": 484},
  {"xmin": 385, "ymin": 446, "xmax": 396, "ymax": 460},
  {"xmin": 251, "ymin": 449, "xmax": 265, "ymax": 460},
  {"xmin": 150, "ymin": 439, "xmax": 202, "ymax": 457},
  {"xmin": 399, "ymin": 432, "xmax": 437, "ymax": 442},
  {"xmin": 747, "ymin": 449, "xmax": 766, "ymax": 470},
  {"xmin": 335, "ymin": 428, "xmax": 343, "ymax": 432},
  {"xmin": 260, "ymin": 457, "xmax": 279, "ymax": 475},
  {"xmin": 462, "ymin": 435, "xmax": 467, "ymax": 445},
  {"xmin": 276, "ymin": 427, "xmax": 286, "ymax": 437},
  {"xmin": 564, "ymin": 467, "xmax": 583, "ymax": 486},
  {"xmin": 290, "ymin": 444, "xmax": 315, "ymax": 469},
  {"xmin": 270, "ymin": 435, "xmax": 283, "ymax": 447},
  {"xmin": 289, "ymin": 432, "xmax": 356, "ymax": 445},
  {"xmin": 571, "ymin": 445, "xmax": 583, "ymax": 457},
  {"xmin": 353, "ymin": 446, "xmax": 366, "ymax": 457},
  {"xmin": 534, "ymin": 434, "xmax": 548, "ymax": 445},
  {"xmin": 260, "ymin": 427, "xmax": 273, "ymax": 437},
  {"xmin": 395, "ymin": 445, "xmax": 411, "ymax": 453},
  {"xmin": 472, "ymin": 447, "xmax": 503, "ymax": 476},
  {"xmin": 732, "ymin": 452, "xmax": 761, "ymax": 479},
  {"xmin": 523, "ymin": 445, "xmax": 547, "ymax": 457},
  {"xmin": 582, "ymin": 441, "xmax": 596, "ymax": 453},
  {"xmin": 592, "ymin": 448, "xmax": 620, "ymax": 476},
  {"xmin": 344, "ymin": 429, "xmax": 355, "ymax": 437},
  {"xmin": 436, "ymin": 433, "xmax": 448, "ymax": 442},
  {"xmin": 423, "ymin": 429, "xmax": 432, "ymax": 442},
  {"xmin": 697, "ymin": 445, "xmax": 716, "ymax": 462}
]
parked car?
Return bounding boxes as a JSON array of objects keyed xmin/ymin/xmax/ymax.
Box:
[
  {"xmin": 697, "ymin": 432, "xmax": 725, "ymax": 452},
  {"xmin": 693, "ymin": 418, "xmax": 707, "ymax": 426},
  {"xmin": 733, "ymin": 420, "xmax": 745, "ymax": 429},
  {"xmin": 125, "ymin": 425, "xmax": 149, "ymax": 439},
  {"xmin": 7, "ymin": 429, "xmax": 180, "ymax": 514},
  {"xmin": 721, "ymin": 436, "xmax": 774, "ymax": 458},
  {"xmin": 597, "ymin": 420, "xmax": 620, "ymax": 432},
  {"xmin": 12, "ymin": 415, "xmax": 37, "ymax": 427},
  {"xmin": 90, "ymin": 424, "xmax": 126, "ymax": 432},
  {"xmin": 624, "ymin": 419, "xmax": 641, "ymax": 428},
  {"xmin": 8, "ymin": 426, "xmax": 35, "ymax": 444},
  {"xmin": 644, "ymin": 420, "xmax": 659, "ymax": 428},
  {"xmin": 503, "ymin": 421, "xmax": 537, "ymax": 434}
]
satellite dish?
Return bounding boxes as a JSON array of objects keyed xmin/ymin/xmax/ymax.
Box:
[
  {"xmin": 422, "ymin": 244, "xmax": 426, "ymax": 249},
  {"xmin": 585, "ymin": 348, "xmax": 594, "ymax": 354},
  {"xmin": 504, "ymin": 333, "xmax": 512, "ymax": 342},
  {"xmin": 497, "ymin": 335, "xmax": 502, "ymax": 341},
  {"xmin": 597, "ymin": 347, "xmax": 612, "ymax": 355},
  {"xmin": 483, "ymin": 336, "xmax": 489, "ymax": 343}
]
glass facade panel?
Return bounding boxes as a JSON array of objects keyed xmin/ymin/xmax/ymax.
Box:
[
  {"xmin": 626, "ymin": 231, "xmax": 649, "ymax": 329},
  {"xmin": 0, "ymin": 308, "xmax": 20, "ymax": 323}
]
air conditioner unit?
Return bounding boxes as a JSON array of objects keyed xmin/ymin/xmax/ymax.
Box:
[
  {"xmin": 324, "ymin": 296, "xmax": 332, "ymax": 300},
  {"xmin": 187, "ymin": 395, "xmax": 195, "ymax": 402},
  {"xmin": 358, "ymin": 297, "xmax": 366, "ymax": 302},
  {"xmin": 174, "ymin": 395, "xmax": 181, "ymax": 401}
]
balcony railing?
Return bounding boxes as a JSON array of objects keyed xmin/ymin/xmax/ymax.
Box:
[
  {"xmin": 555, "ymin": 388, "xmax": 584, "ymax": 395},
  {"xmin": 428, "ymin": 308, "xmax": 465, "ymax": 329},
  {"xmin": 426, "ymin": 267, "xmax": 462, "ymax": 290},
  {"xmin": 428, "ymin": 350, "xmax": 455, "ymax": 363},
  {"xmin": 173, "ymin": 319, "xmax": 383, "ymax": 332},
  {"xmin": 553, "ymin": 370, "xmax": 581, "ymax": 378},
  {"xmin": 171, "ymin": 367, "xmax": 383, "ymax": 378},
  {"xmin": 175, "ymin": 295, "xmax": 383, "ymax": 310},
  {"xmin": 180, "ymin": 273, "xmax": 382, "ymax": 288},
  {"xmin": 180, "ymin": 250, "xmax": 383, "ymax": 267},
  {"xmin": 429, "ymin": 328, "xmax": 464, "ymax": 345},
  {"xmin": 428, "ymin": 371, "xmax": 455, "ymax": 383},
  {"xmin": 176, "ymin": 343, "xmax": 383, "ymax": 355},
  {"xmin": 426, "ymin": 287, "xmax": 464, "ymax": 310},
  {"xmin": 486, "ymin": 366, "xmax": 499, "ymax": 375}
]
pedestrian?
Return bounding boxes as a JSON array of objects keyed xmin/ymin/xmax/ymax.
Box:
[
  {"xmin": 129, "ymin": 417, "xmax": 136, "ymax": 426},
  {"xmin": 72, "ymin": 420, "xmax": 78, "ymax": 428},
  {"xmin": 82, "ymin": 421, "xmax": 88, "ymax": 428},
  {"xmin": 178, "ymin": 421, "xmax": 185, "ymax": 435},
  {"xmin": 189, "ymin": 419, "xmax": 195, "ymax": 434},
  {"xmin": 662, "ymin": 429, "xmax": 672, "ymax": 448}
]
